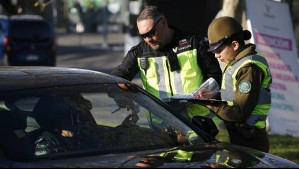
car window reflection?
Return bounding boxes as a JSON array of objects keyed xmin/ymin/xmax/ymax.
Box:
[{"xmin": 0, "ymin": 84, "xmax": 203, "ymax": 160}]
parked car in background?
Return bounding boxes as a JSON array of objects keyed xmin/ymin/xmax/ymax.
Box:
[
  {"xmin": 4, "ymin": 15, "xmax": 56, "ymax": 66},
  {"xmin": 0, "ymin": 66, "xmax": 298, "ymax": 168}
]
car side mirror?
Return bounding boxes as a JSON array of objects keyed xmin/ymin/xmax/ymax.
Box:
[{"xmin": 192, "ymin": 116, "xmax": 219, "ymax": 137}]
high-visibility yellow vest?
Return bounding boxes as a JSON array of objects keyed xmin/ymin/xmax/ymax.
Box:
[
  {"xmin": 221, "ymin": 54, "xmax": 272, "ymax": 129},
  {"xmin": 137, "ymin": 49, "xmax": 211, "ymax": 120}
]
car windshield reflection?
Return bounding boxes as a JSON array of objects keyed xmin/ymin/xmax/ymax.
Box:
[{"xmin": 0, "ymin": 83, "xmax": 204, "ymax": 160}]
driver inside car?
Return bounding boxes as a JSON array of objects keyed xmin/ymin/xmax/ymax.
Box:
[{"xmin": 33, "ymin": 95, "xmax": 98, "ymax": 156}]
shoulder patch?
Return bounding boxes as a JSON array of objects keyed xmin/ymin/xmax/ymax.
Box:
[{"xmin": 238, "ymin": 80, "xmax": 251, "ymax": 94}]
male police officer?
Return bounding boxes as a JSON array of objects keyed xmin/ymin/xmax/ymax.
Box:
[
  {"xmin": 112, "ymin": 6, "xmax": 222, "ymax": 122},
  {"xmin": 195, "ymin": 16, "xmax": 272, "ymax": 152}
]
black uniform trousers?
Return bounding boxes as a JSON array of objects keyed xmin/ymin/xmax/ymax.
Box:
[{"xmin": 225, "ymin": 122, "xmax": 269, "ymax": 153}]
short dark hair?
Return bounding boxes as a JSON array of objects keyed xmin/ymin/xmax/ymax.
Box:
[{"xmin": 137, "ymin": 5, "xmax": 164, "ymax": 22}]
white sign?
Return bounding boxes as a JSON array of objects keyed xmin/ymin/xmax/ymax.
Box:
[{"xmin": 246, "ymin": 0, "xmax": 299, "ymax": 137}]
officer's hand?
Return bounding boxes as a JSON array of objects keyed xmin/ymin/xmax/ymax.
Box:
[
  {"xmin": 117, "ymin": 83, "xmax": 130, "ymax": 90},
  {"xmin": 193, "ymin": 88, "xmax": 214, "ymax": 99}
]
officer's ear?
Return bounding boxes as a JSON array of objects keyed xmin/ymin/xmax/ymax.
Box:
[{"xmin": 232, "ymin": 40, "xmax": 239, "ymax": 51}]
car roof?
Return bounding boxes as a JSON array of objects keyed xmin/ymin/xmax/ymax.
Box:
[
  {"xmin": 0, "ymin": 15, "xmax": 8, "ymax": 20},
  {"xmin": 0, "ymin": 66, "xmax": 127, "ymax": 92},
  {"xmin": 9, "ymin": 14, "xmax": 44, "ymax": 21}
]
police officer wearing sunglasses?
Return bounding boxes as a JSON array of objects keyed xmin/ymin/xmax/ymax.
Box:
[{"xmin": 112, "ymin": 5, "xmax": 222, "ymax": 124}]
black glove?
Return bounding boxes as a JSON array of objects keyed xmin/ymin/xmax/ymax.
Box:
[
  {"xmin": 107, "ymin": 84, "xmax": 139, "ymax": 113},
  {"xmin": 114, "ymin": 96, "xmax": 132, "ymax": 109},
  {"xmin": 113, "ymin": 96, "xmax": 139, "ymax": 113}
]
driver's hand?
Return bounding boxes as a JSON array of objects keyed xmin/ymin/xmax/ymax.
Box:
[{"xmin": 61, "ymin": 130, "xmax": 74, "ymax": 137}]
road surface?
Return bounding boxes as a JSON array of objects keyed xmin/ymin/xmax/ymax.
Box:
[{"xmin": 56, "ymin": 32, "xmax": 142, "ymax": 85}]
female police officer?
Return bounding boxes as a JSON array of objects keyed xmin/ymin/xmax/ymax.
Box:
[{"xmin": 195, "ymin": 16, "xmax": 272, "ymax": 152}]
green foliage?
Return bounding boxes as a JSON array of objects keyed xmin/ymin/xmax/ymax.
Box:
[{"xmin": 269, "ymin": 134, "xmax": 299, "ymax": 164}]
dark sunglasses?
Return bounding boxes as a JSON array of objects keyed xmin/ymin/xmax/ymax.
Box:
[{"xmin": 138, "ymin": 17, "xmax": 163, "ymax": 39}]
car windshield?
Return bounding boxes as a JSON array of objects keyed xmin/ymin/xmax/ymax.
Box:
[
  {"xmin": 0, "ymin": 83, "xmax": 204, "ymax": 161},
  {"xmin": 10, "ymin": 21, "xmax": 52, "ymax": 42}
]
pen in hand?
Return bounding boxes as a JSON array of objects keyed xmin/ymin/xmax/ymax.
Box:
[{"xmin": 193, "ymin": 90, "xmax": 221, "ymax": 99}]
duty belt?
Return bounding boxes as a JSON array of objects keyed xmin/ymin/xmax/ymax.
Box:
[{"xmin": 225, "ymin": 122, "xmax": 255, "ymax": 130}]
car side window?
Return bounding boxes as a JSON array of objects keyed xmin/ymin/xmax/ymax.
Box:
[
  {"xmin": 82, "ymin": 89, "xmax": 200, "ymax": 151},
  {"xmin": 12, "ymin": 97, "xmax": 39, "ymax": 112},
  {"xmin": 0, "ymin": 85, "xmax": 203, "ymax": 159}
]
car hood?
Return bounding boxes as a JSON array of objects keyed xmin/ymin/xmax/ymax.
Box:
[{"xmin": 12, "ymin": 142, "xmax": 298, "ymax": 168}]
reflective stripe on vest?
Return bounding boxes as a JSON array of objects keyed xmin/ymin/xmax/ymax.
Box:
[
  {"xmin": 138, "ymin": 49, "xmax": 204, "ymax": 97},
  {"xmin": 138, "ymin": 49, "xmax": 212, "ymax": 118},
  {"xmin": 221, "ymin": 54, "xmax": 271, "ymax": 128}
]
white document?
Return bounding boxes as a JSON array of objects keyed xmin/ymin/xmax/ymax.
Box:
[{"xmin": 170, "ymin": 77, "xmax": 219, "ymax": 99}]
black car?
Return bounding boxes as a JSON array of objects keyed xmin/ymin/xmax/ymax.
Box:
[
  {"xmin": 0, "ymin": 66, "xmax": 297, "ymax": 168},
  {"xmin": 4, "ymin": 15, "xmax": 56, "ymax": 66}
]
